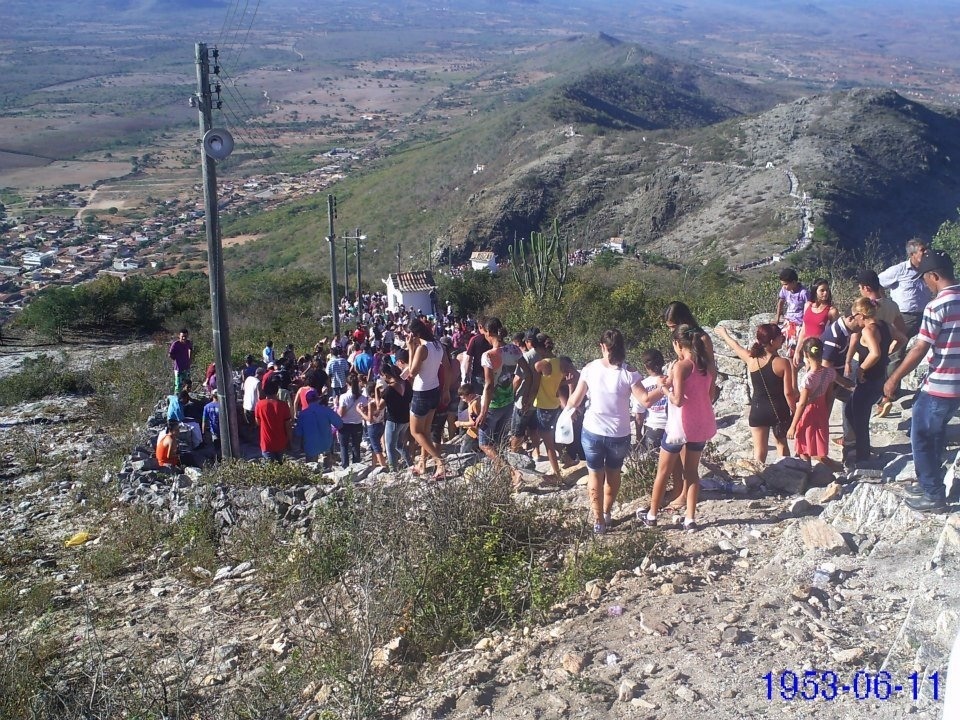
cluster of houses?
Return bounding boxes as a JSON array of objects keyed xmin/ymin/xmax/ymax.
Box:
[{"xmin": 0, "ymin": 162, "xmax": 349, "ymax": 323}]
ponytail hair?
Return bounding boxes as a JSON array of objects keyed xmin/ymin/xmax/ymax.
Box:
[
  {"xmin": 801, "ymin": 337, "xmax": 824, "ymax": 360},
  {"xmin": 407, "ymin": 317, "xmax": 436, "ymax": 343},
  {"xmin": 600, "ymin": 329, "xmax": 626, "ymax": 366},
  {"xmin": 672, "ymin": 324, "xmax": 710, "ymax": 373},
  {"xmin": 749, "ymin": 323, "xmax": 783, "ymax": 358},
  {"xmin": 483, "ymin": 316, "xmax": 506, "ymax": 340},
  {"xmin": 347, "ymin": 371, "xmax": 361, "ymax": 398}
]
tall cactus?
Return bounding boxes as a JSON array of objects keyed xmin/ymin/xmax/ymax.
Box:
[{"xmin": 508, "ymin": 219, "xmax": 569, "ymax": 301}]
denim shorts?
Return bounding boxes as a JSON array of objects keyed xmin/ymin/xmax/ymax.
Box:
[
  {"xmin": 411, "ymin": 387, "xmax": 441, "ymax": 417},
  {"xmin": 581, "ymin": 428, "xmax": 632, "ymax": 471},
  {"xmin": 511, "ymin": 405, "xmax": 536, "ymax": 437},
  {"xmin": 366, "ymin": 422, "xmax": 385, "ymax": 454},
  {"xmin": 660, "ymin": 438, "xmax": 707, "ymax": 454},
  {"xmin": 479, "ymin": 405, "xmax": 512, "ymax": 448},
  {"xmin": 535, "ymin": 407, "xmax": 562, "ymax": 433}
]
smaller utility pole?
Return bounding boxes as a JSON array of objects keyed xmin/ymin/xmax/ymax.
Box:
[
  {"xmin": 396, "ymin": 242, "xmax": 401, "ymax": 275},
  {"xmin": 355, "ymin": 228, "xmax": 362, "ymax": 301},
  {"xmin": 429, "ymin": 236, "xmax": 433, "ymax": 271},
  {"xmin": 327, "ymin": 194, "xmax": 339, "ymax": 337},
  {"xmin": 343, "ymin": 235, "xmax": 349, "ymax": 301}
]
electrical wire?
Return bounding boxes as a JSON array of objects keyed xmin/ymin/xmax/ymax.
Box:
[
  {"xmin": 225, "ymin": 0, "xmax": 262, "ymax": 75},
  {"xmin": 216, "ymin": 0, "xmax": 243, "ymax": 52}
]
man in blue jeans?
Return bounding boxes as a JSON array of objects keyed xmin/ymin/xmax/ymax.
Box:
[{"xmin": 884, "ymin": 249, "xmax": 960, "ymax": 513}]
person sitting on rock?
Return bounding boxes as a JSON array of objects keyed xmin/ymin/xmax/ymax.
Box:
[{"xmin": 156, "ymin": 419, "xmax": 181, "ymax": 468}]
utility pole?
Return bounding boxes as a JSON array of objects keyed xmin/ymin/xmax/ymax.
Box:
[
  {"xmin": 327, "ymin": 195, "xmax": 339, "ymax": 337},
  {"xmin": 429, "ymin": 235, "xmax": 433, "ymax": 271},
  {"xmin": 343, "ymin": 235, "xmax": 349, "ymax": 302},
  {"xmin": 396, "ymin": 242, "xmax": 401, "ymax": 275},
  {"xmin": 354, "ymin": 228, "xmax": 362, "ymax": 302},
  {"xmin": 195, "ymin": 42, "xmax": 239, "ymax": 460}
]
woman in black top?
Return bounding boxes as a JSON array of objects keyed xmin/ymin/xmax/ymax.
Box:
[
  {"xmin": 716, "ymin": 323, "xmax": 797, "ymax": 464},
  {"xmin": 381, "ymin": 364, "xmax": 413, "ymax": 469},
  {"xmin": 846, "ymin": 297, "xmax": 901, "ymax": 464}
]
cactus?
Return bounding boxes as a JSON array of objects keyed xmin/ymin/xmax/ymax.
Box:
[{"xmin": 508, "ymin": 219, "xmax": 569, "ymax": 301}]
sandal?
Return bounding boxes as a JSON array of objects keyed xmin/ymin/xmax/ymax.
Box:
[{"xmin": 683, "ymin": 519, "xmax": 699, "ymax": 533}]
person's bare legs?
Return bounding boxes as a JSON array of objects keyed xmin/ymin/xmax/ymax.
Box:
[
  {"xmin": 751, "ymin": 427, "xmax": 770, "ymax": 464},
  {"xmin": 542, "ymin": 433, "xmax": 563, "ymax": 483},
  {"xmin": 680, "ymin": 446, "xmax": 704, "ymax": 523},
  {"xmin": 587, "ymin": 468, "xmax": 605, "ymax": 524},
  {"xmin": 649, "ymin": 448, "xmax": 679, "ymax": 517},
  {"xmin": 603, "ymin": 468, "xmax": 621, "ymax": 518},
  {"xmin": 410, "ymin": 410, "xmax": 444, "ymax": 476}
]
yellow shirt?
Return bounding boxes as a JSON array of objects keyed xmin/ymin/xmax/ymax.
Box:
[{"xmin": 534, "ymin": 357, "xmax": 563, "ymax": 410}]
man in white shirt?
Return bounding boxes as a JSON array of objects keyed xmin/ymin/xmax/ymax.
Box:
[
  {"xmin": 243, "ymin": 367, "xmax": 262, "ymax": 425},
  {"xmin": 878, "ymin": 238, "xmax": 931, "ymax": 338}
]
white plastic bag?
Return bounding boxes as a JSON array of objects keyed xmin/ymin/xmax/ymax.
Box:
[{"xmin": 555, "ymin": 407, "xmax": 575, "ymax": 445}]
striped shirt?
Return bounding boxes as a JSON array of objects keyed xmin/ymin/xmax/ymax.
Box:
[
  {"xmin": 820, "ymin": 317, "xmax": 852, "ymax": 370},
  {"xmin": 919, "ymin": 284, "xmax": 960, "ymax": 398},
  {"xmin": 326, "ymin": 357, "xmax": 350, "ymax": 391}
]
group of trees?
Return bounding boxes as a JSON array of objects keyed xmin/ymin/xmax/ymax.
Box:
[{"xmin": 15, "ymin": 274, "xmax": 209, "ymax": 341}]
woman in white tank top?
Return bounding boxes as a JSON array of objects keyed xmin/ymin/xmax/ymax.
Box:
[{"xmin": 406, "ymin": 318, "xmax": 449, "ymax": 479}]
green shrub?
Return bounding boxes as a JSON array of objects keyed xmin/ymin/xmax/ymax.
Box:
[{"xmin": 0, "ymin": 354, "xmax": 92, "ymax": 406}]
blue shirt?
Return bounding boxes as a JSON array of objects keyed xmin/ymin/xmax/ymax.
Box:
[
  {"xmin": 878, "ymin": 259, "xmax": 932, "ymax": 314},
  {"xmin": 294, "ymin": 403, "xmax": 343, "ymax": 457},
  {"xmin": 202, "ymin": 401, "xmax": 221, "ymax": 439},
  {"xmin": 167, "ymin": 394, "xmax": 184, "ymax": 422}
]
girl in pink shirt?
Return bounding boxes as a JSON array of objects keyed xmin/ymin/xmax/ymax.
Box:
[{"xmin": 641, "ymin": 324, "xmax": 717, "ymax": 532}]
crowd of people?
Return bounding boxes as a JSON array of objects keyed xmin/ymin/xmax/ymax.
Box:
[{"xmin": 157, "ymin": 238, "xmax": 960, "ymax": 531}]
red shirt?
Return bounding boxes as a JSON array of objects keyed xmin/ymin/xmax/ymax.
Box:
[
  {"xmin": 254, "ymin": 398, "xmax": 291, "ymax": 453},
  {"xmin": 261, "ymin": 368, "xmax": 276, "ymax": 390}
]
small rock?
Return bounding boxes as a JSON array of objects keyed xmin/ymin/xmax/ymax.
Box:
[
  {"xmin": 562, "ymin": 652, "xmax": 587, "ymax": 675},
  {"xmin": 788, "ymin": 497, "xmax": 813, "ymax": 516},
  {"xmin": 474, "ymin": 637, "xmax": 494, "ymax": 651},
  {"xmin": 674, "ymin": 685, "xmax": 698, "ymax": 702},
  {"xmin": 721, "ymin": 626, "xmax": 744, "ymax": 645},
  {"xmin": 631, "ymin": 697, "xmax": 658, "ymax": 710},
  {"xmin": 585, "ymin": 579, "xmax": 605, "ymax": 600},
  {"xmin": 660, "ymin": 583, "xmax": 676, "ymax": 596},
  {"xmin": 639, "ymin": 615, "xmax": 671, "ymax": 636},
  {"xmin": 618, "ymin": 678, "xmax": 639, "ymax": 702},
  {"xmin": 821, "ymin": 481, "xmax": 844, "ymax": 503},
  {"xmin": 799, "ymin": 518, "xmax": 850, "ymax": 553},
  {"xmin": 832, "ymin": 647, "xmax": 865, "ymax": 664},
  {"xmin": 671, "ymin": 573, "xmax": 694, "ymax": 590}
]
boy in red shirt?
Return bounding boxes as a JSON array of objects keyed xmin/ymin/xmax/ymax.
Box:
[{"xmin": 254, "ymin": 377, "xmax": 292, "ymax": 462}]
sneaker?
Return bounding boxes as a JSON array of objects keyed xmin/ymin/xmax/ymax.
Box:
[
  {"xmin": 903, "ymin": 483, "xmax": 926, "ymax": 498},
  {"xmin": 593, "ymin": 522, "xmax": 606, "ymax": 535},
  {"xmin": 603, "ymin": 512, "xmax": 612, "ymax": 526},
  {"xmin": 683, "ymin": 519, "xmax": 699, "ymax": 533},
  {"xmin": 636, "ymin": 509, "xmax": 657, "ymax": 527},
  {"xmin": 904, "ymin": 494, "xmax": 947, "ymax": 514}
]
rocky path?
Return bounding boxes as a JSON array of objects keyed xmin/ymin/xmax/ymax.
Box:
[{"xmin": 1, "ymin": 329, "xmax": 959, "ymax": 719}]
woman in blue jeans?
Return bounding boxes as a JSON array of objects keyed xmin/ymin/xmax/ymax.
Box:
[
  {"xmin": 337, "ymin": 372, "xmax": 365, "ymax": 468},
  {"xmin": 566, "ymin": 329, "xmax": 666, "ymax": 534},
  {"xmin": 381, "ymin": 364, "xmax": 413, "ymax": 469}
]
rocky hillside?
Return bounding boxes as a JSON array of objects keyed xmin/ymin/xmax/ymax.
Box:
[
  {"xmin": 447, "ymin": 87, "xmax": 960, "ymax": 267},
  {"xmin": 1, "ymin": 322, "xmax": 958, "ymax": 718}
]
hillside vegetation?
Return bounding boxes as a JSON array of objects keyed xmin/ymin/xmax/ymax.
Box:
[{"xmin": 222, "ymin": 35, "xmax": 960, "ymax": 278}]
